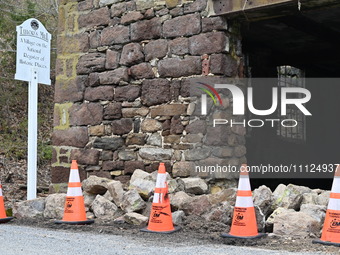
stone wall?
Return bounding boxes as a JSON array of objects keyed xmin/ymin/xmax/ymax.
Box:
[{"xmin": 52, "ymin": 0, "xmax": 245, "ymax": 186}]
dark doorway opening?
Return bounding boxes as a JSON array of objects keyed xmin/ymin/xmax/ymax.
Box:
[{"xmin": 242, "ymin": 5, "xmax": 340, "ymax": 190}]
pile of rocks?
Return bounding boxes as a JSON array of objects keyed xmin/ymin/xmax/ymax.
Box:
[{"xmin": 13, "ymin": 172, "xmax": 329, "ymax": 238}]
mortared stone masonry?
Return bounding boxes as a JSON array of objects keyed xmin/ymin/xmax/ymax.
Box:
[{"xmin": 53, "ymin": 0, "xmax": 245, "ymax": 187}]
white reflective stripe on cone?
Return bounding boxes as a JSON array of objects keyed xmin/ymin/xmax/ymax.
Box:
[
  {"xmin": 69, "ymin": 169, "xmax": 81, "ymax": 183},
  {"xmin": 153, "ymin": 193, "xmax": 160, "ymax": 203},
  {"xmin": 238, "ymin": 176, "xmax": 251, "ymax": 191},
  {"xmin": 0, "ymin": 189, "xmax": 2, "ymax": 197},
  {"xmin": 67, "ymin": 187, "xmax": 83, "ymax": 196},
  {"xmin": 235, "ymin": 196, "xmax": 254, "ymax": 207},
  {"xmin": 155, "ymin": 173, "xmax": 167, "ymax": 188},
  {"xmin": 331, "ymin": 177, "xmax": 340, "ymax": 193},
  {"xmin": 327, "ymin": 198, "xmax": 340, "ymax": 210}
]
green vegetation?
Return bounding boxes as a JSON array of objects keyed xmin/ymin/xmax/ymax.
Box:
[{"xmin": 0, "ymin": 0, "xmax": 57, "ymax": 163}]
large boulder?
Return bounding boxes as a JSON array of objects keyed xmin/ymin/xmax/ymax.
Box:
[
  {"xmin": 83, "ymin": 191, "xmax": 96, "ymax": 211},
  {"xmin": 43, "ymin": 194, "xmax": 66, "ymax": 219},
  {"xmin": 202, "ymin": 201, "xmax": 233, "ymax": 224},
  {"xmin": 13, "ymin": 198, "xmax": 46, "ymax": 219},
  {"xmin": 253, "ymin": 185, "xmax": 273, "ymax": 217},
  {"xmin": 124, "ymin": 212, "xmax": 148, "ymax": 225},
  {"xmin": 129, "ymin": 178, "xmax": 155, "ymax": 200},
  {"xmin": 91, "ymin": 195, "xmax": 119, "ymax": 219},
  {"xmin": 172, "ymin": 210, "xmax": 185, "ymax": 225},
  {"xmin": 272, "ymin": 184, "xmax": 311, "ymax": 210},
  {"xmin": 170, "ymin": 191, "xmax": 192, "ymax": 211},
  {"xmin": 107, "ymin": 180, "xmax": 125, "ymax": 207},
  {"xmin": 300, "ymin": 203, "xmax": 326, "ymax": 223},
  {"xmin": 273, "ymin": 211, "xmax": 321, "ymax": 237},
  {"xmin": 130, "ymin": 169, "xmax": 150, "ymax": 183},
  {"xmin": 121, "ymin": 189, "xmax": 146, "ymax": 213},
  {"xmin": 266, "ymin": 207, "xmax": 294, "ymax": 232},
  {"xmin": 179, "ymin": 177, "xmax": 208, "ymax": 195},
  {"xmin": 82, "ymin": 175, "xmax": 111, "ymax": 195},
  {"xmin": 207, "ymin": 188, "xmax": 237, "ymax": 206},
  {"xmin": 181, "ymin": 195, "xmax": 211, "ymax": 216}
]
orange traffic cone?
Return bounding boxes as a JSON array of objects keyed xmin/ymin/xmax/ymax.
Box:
[
  {"xmin": 0, "ymin": 181, "xmax": 13, "ymax": 223},
  {"xmin": 55, "ymin": 160, "xmax": 94, "ymax": 225},
  {"xmin": 221, "ymin": 164, "xmax": 266, "ymax": 239},
  {"xmin": 141, "ymin": 163, "xmax": 180, "ymax": 234},
  {"xmin": 313, "ymin": 165, "xmax": 340, "ymax": 246}
]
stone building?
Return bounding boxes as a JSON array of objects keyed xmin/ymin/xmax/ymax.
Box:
[{"xmin": 52, "ymin": 0, "xmax": 340, "ymax": 190}]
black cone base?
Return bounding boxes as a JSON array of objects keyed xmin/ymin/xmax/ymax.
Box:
[
  {"xmin": 0, "ymin": 217, "xmax": 13, "ymax": 223},
  {"xmin": 55, "ymin": 219, "xmax": 94, "ymax": 225},
  {"xmin": 141, "ymin": 226, "xmax": 181, "ymax": 234},
  {"xmin": 313, "ymin": 239, "xmax": 340, "ymax": 247}
]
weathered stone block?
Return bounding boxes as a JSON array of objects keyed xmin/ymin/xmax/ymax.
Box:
[
  {"xmin": 101, "ymin": 25, "xmax": 130, "ymax": 46},
  {"xmin": 180, "ymin": 177, "xmax": 208, "ymax": 195},
  {"xmin": 144, "ymin": 39, "xmax": 168, "ymax": 61},
  {"xmin": 189, "ymin": 32, "xmax": 228, "ymax": 55},
  {"xmin": 89, "ymin": 125, "xmax": 105, "ymax": 136},
  {"xmin": 76, "ymin": 53, "xmax": 106, "ymax": 74},
  {"xmin": 183, "ymin": 0, "xmax": 207, "ymax": 13},
  {"xmin": 43, "ymin": 194, "xmax": 66, "ymax": 219},
  {"xmin": 52, "ymin": 128, "xmax": 88, "ymax": 148},
  {"xmin": 141, "ymin": 119, "xmax": 162, "ymax": 132},
  {"xmin": 71, "ymin": 149, "xmax": 100, "ymax": 165},
  {"xmin": 98, "ymin": 67, "xmax": 129, "ymax": 85},
  {"xmin": 112, "ymin": 118, "xmax": 133, "ymax": 135},
  {"xmin": 55, "ymin": 76, "xmax": 86, "ymax": 103},
  {"xmin": 150, "ymin": 104, "xmax": 187, "ymax": 117},
  {"xmin": 163, "ymin": 13, "xmax": 201, "ymax": 38},
  {"xmin": 102, "ymin": 161, "xmax": 124, "ymax": 171},
  {"xmin": 126, "ymin": 133, "xmax": 146, "ymax": 145},
  {"xmin": 124, "ymin": 161, "xmax": 145, "ymax": 174},
  {"xmin": 92, "ymin": 195, "xmax": 119, "ymax": 219},
  {"xmin": 169, "ymin": 37, "xmax": 189, "ymax": 56},
  {"xmin": 70, "ymin": 103, "xmax": 103, "ymax": 126},
  {"xmin": 120, "ymin": 43, "xmax": 144, "ymax": 66},
  {"xmin": 130, "ymin": 63, "xmax": 155, "ymax": 79},
  {"xmin": 114, "ymin": 85, "xmax": 141, "ymax": 102},
  {"xmin": 105, "ymin": 50, "xmax": 120, "ymax": 70},
  {"xmin": 93, "ymin": 137, "xmax": 124, "ymax": 150},
  {"xmin": 210, "ymin": 54, "xmax": 237, "ymax": 76},
  {"xmin": 124, "ymin": 212, "xmax": 148, "ymax": 225},
  {"xmin": 158, "ymin": 56, "xmax": 201, "ymax": 78},
  {"xmin": 172, "ymin": 161, "xmax": 195, "ymax": 177},
  {"xmin": 121, "ymin": 189, "xmax": 146, "ymax": 212},
  {"xmin": 78, "ymin": 7, "xmax": 111, "ymax": 29},
  {"xmin": 99, "ymin": 0, "xmax": 123, "ymax": 7},
  {"xmin": 202, "ymin": 16, "xmax": 228, "ymax": 32},
  {"xmin": 204, "ymin": 126, "xmax": 229, "ymax": 146},
  {"xmin": 104, "ymin": 102, "xmax": 122, "ymax": 119},
  {"xmin": 89, "ymin": 30, "xmax": 101, "ymax": 49},
  {"xmin": 111, "ymin": 2, "xmax": 127, "ymax": 17},
  {"xmin": 84, "ymin": 86, "xmax": 114, "ymax": 101},
  {"xmin": 82, "ymin": 175, "xmax": 111, "ymax": 195},
  {"xmin": 131, "ymin": 17, "xmax": 162, "ymax": 41},
  {"xmin": 170, "ymin": 115, "xmax": 184, "ymax": 134},
  {"xmin": 141, "ymin": 79, "xmax": 170, "ymax": 106},
  {"xmin": 122, "ymin": 108, "xmax": 149, "ymax": 118},
  {"xmin": 121, "ymin": 11, "xmax": 143, "ymax": 24},
  {"xmin": 139, "ymin": 148, "xmax": 172, "ymax": 161},
  {"xmin": 184, "ymin": 147, "xmax": 211, "ymax": 161}
]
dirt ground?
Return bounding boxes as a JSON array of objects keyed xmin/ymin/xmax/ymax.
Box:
[{"xmin": 9, "ymin": 215, "xmax": 340, "ymax": 254}]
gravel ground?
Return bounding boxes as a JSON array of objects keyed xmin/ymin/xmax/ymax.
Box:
[{"xmin": 0, "ymin": 224, "xmax": 332, "ymax": 255}]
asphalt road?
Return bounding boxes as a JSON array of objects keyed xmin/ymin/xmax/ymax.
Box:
[{"xmin": 0, "ymin": 225, "xmax": 329, "ymax": 255}]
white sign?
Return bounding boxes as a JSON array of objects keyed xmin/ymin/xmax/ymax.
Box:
[
  {"xmin": 15, "ymin": 18, "xmax": 51, "ymax": 85},
  {"xmin": 15, "ymin": 18, "xmax": 51, "ymax": 200}
]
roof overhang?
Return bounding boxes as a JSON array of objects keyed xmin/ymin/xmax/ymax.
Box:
[{"xmin": 208, "ymin": 0, "xmax": 340, "ymax": 20}]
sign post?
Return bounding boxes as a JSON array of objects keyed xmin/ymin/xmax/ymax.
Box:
[{"xmin": 15, "ymin": 19, "xmax": 51, "ymax": 200}]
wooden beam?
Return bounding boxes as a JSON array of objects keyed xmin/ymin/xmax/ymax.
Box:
[{"xmin": 210, "ymin": 0, "xmax": 340, "ymax": 20}]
